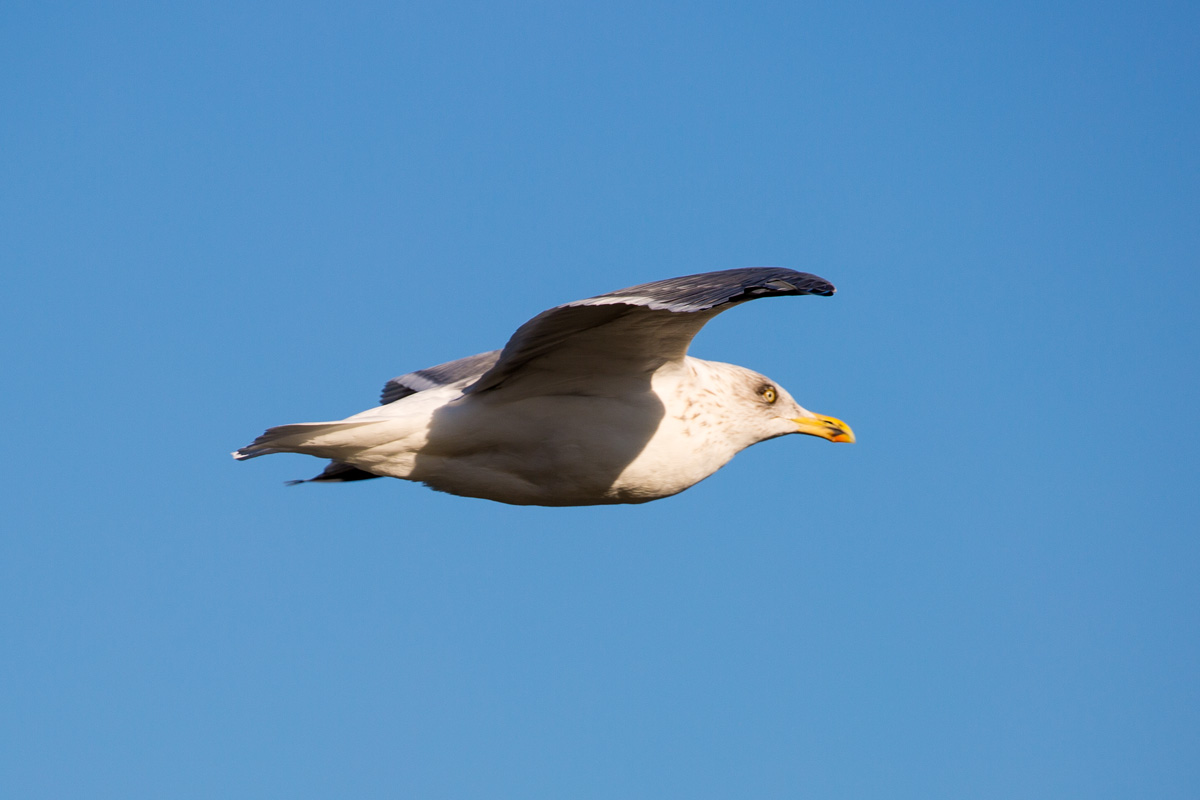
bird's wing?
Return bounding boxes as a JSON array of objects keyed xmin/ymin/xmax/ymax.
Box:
[
  {"xmin": 380, "ymin": 349, "xmax": 502, "ymax": 405},
  {"xmin": 466, "ymin": 268, "xmax": 835, "ymax": 396}
]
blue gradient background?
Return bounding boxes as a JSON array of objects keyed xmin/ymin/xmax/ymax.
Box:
[{"xmin": 3, "ymin": 2, "xmax": 1197, "ymax": 797}]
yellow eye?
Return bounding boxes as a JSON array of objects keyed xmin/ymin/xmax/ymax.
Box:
[{"xmin": 761, "ymin": 386, "xmax": 777, "ymax": 404}]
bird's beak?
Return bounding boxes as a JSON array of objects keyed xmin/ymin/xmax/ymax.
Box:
[{"xmin": 791, "ymin": 414, "xmax": 855, "ymax": 443}]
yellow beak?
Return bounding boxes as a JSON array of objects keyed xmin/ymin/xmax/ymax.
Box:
[{"xmin": 791, "ymin": 413, "xmax": 855, "ymax": 443}]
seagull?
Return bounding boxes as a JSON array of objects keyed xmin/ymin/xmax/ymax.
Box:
[{"xmin": 234, "ymin": 268, "xmax": 854, "ymax": 506}]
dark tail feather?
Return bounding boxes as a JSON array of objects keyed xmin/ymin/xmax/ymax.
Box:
[{"xmin": 286, "ymin": 461, "xmax": 382, "ymax": 486}]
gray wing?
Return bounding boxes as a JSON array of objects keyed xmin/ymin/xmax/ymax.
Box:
[
  {"xmin": 466, "ymin": 267, "xmax": 835, "ymax": 395},
  {"xmin": 380, "ymin": 349, "xmax": 502, "ymax": 405},
  {"xmin": 285, "ymin": 460, "xmax": 383, "ymax": 485}
]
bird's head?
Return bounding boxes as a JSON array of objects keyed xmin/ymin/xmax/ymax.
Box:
[{"xmin": 726, "ymin": 366, "xmax": 855, "ymax": 446}]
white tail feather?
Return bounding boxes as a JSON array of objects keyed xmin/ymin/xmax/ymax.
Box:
[{"xmin": 233, "ymin": 420, "xmax": 389, "ymax": 461}]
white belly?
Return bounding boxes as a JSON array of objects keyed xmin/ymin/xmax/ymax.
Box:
[{"xmin": 390, "ymin": 365, "xmax": 747, "ymax": 506}]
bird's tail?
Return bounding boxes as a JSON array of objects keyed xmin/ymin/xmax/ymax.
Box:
[{"xmin": 232, "ymin": 420, "xmax": 386, "ymax": 461}]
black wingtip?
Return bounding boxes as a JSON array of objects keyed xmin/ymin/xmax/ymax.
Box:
[
  {"xmin": 774, "ymin": 272, "xmax": 836, "ymax": 297},
  {"xmin": 575, "ymin": 267, "xmax": 839, "ymax": 313}
]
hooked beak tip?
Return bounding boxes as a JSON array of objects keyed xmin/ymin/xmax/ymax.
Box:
[{"xmin": 792, "ymin": 414, "xmax": 855, "ymax": 444}]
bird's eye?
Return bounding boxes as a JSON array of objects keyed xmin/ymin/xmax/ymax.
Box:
[{"xmin": 761, "ymin": 386, "xmax": 777, "ymax": 404}]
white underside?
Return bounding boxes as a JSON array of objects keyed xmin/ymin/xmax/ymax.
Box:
[{"xmin": 253, "ymin": 357, "xmax": 791, "ymax": 506}]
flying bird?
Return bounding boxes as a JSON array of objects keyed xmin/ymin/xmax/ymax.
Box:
[{"xmin": 234, "ymin": 268, "xmax": 854, "ymax": 505}]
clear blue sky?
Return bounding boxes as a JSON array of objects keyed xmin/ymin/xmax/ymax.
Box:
[{"xmin": 3, "ymin": 1, "xmax": 1198, "ymax": 797}]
